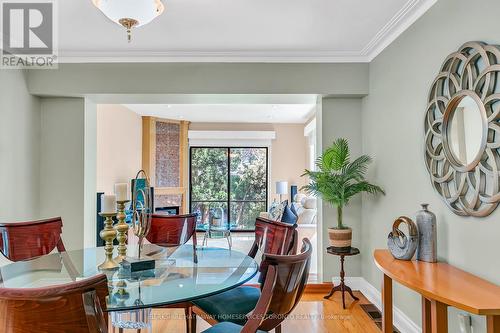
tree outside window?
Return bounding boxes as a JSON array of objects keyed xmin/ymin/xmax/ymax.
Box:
[{"xmin": 190, "ymin": 147, "xmax": 268, "ymax": 231}]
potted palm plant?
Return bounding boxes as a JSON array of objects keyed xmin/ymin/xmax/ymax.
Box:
[{"xmin": 302, "ymin": 138, "xmax": 384, "ymax": 252}]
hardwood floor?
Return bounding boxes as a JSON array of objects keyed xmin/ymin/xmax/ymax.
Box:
[{"xmin": 148, "ymin": 290, "xmax": 380, "ymax": 333}]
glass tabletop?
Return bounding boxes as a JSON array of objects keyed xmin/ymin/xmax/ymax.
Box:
[{"xmin": 0, "ymin": 244, "xmax": 258, "ymax": 312}]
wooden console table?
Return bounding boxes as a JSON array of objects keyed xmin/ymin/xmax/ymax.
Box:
[{"xmin": 374, "ymin": 249, "xmax": 500, "ymax": 333}]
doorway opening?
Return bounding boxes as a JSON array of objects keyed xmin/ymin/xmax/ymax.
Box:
[{"xmin": 93, "ymin": 94, "xmax": 321, "ymax": 281}]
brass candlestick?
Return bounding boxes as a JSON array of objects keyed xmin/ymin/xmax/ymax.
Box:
[
  {"xmin": 98, "ymin": 213, "xmax": 119, "ymax": 271},
  {"xmin": 114, "ymin": 200, "xmax": 130, "ymax": 263}
]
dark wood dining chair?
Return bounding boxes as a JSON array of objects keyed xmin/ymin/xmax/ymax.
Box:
[
  {"xmin": 147, "ymin": 213, "xmax": 198, "ymax": 263},
  {"xmin": 0, "ymin": 217, "xmax": 67, "ymax": 261},
  {"xmin": 0, "ymin": 217, "xmax": 79, "ymax": 282},
  {"xmin": 0, "ymin": 274, "xmax": 109, "ymax": 333},
  {"xmin": 191, "ymin": 217, "xmax": 298, "ymax": 332},
  {"xmin": 250, "ymin": 217, "xmax": 298, "ymax": 283},
  {"xmin": 201, "ymin": 238, "xmax": 312, "ymax": 333},
  {"xmin": 248, "ymin": 217, "xmax": 298, "ymax": 261},
  {"xmin": 147, "ymin": 213, "xmax": 198, "ymax": 333}
]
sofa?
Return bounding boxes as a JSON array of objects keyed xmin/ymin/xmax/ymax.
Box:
[{"xmin": 291, "ymin": 193, "xmax": 317, "ymax": 224}]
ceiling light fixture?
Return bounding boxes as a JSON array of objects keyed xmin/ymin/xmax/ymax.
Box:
[{"xmin": 92, "ymin": 0, "xmax": 165, "ymax": 42}]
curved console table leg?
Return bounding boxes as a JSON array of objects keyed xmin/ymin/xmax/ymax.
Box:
[
  {"xmin": 382, "ymin": 274, "xmax": 393, "ymax": 333},
  {"xmin": 422, "ymin": 296, "xmax": 432, "ymax": 333},
  {"xmin": 488, "ymin": 315, "xmax": 500, "ymax": 333},
  {"xmin": 430, "ymin": 300, "xmax": 448, "ymax": 333}
]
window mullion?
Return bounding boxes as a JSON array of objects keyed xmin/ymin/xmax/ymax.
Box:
[{"xmin": 227, "ymin": 147, "xmax": 231, "ymax": 227}]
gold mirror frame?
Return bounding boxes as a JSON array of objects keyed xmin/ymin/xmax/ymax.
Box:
[{"xmin": 424, "ymin": 41, "xmax": 500, "ymax": 217}]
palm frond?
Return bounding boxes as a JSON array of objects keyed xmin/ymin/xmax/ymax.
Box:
[
  {"xmin": 328, "ymin": 138, "xmax": 350, "ymax": 170},
  {"xmin": 314, "ymin": 155, "xmax": 327, "ymax": 172},
  {"xmin": 344, "ymin": 181, "xmax": 385, "ymax": 201},
  {"xmin": 342, "ymin": 155, "xmax": 372, "ymax": 181}
]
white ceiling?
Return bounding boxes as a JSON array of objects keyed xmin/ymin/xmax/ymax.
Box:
[
  {"xmin": 59, "ymin": 0, "xmax": 436, "ymax": 63},
  {"xmin": 124, "ymin": 104, "xmax": 316, "ymax": 123}
]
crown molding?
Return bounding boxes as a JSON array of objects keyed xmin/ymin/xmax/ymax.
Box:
[
  {"xmin": 58, "ymin": 0, "xmax": 436, "ymax": 64},
  {"xmin": 361, "ymin": 0, "xmax": 438, "ymax": 61}
]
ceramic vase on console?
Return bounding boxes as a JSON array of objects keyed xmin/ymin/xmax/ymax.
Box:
[{"xmin": 416, "ymin": 204, "xmax": 437, "ymax": 263}]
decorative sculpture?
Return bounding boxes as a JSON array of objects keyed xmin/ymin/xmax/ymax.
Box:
[
  {"xmin": 387, "ymin": 216, "xmax": 419, "ymax": 260},
  {"xmin": 131, "ymin": 170, "xmax": 153, "ymax": 259}
]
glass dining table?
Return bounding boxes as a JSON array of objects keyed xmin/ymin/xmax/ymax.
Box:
[{"xmin": 0, "ymin": 243, "xmax": 258, "ymax": 330}]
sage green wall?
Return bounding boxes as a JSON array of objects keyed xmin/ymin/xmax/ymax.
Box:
[
  {"xmin": 0, "ymin": 70, "xmax": 40, "ymax": 222},
  {"xmin": 322, "ymin": 98, "xmax": 363, "ymax": 280},
  {"xmin": 361, "ymin": 0, "xmax": 500, "ymax": 331},
  {"xmin": 40, "ymin": 97, "xmax": 86, "ymax": 250},
  {"xmin": 26, "ymin": 63, "xmax": 368, "ymax": 96},
  {"xmin": 0, "ymin": 73, "xmax": 91, "ymax": 252},
  {"xmin": 84, "ymin": 100, "xmax": 97, "ymax": 249}
]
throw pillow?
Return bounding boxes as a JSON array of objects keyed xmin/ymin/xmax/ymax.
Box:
[
  {"xmin": 268, "ymin": 200, "xmax": 285, "ymax": 221},
  {"xmin": 281, "ymin": 200, "xmax": 298, "ymax": 225},
  {"xmin": 290, "ymin": 202, "xmax": 299, "ymax": 216}
]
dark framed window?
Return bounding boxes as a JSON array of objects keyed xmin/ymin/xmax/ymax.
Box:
[{"xmin": 189, "ymin": 147, "xmax": 268, "ymax": 231}]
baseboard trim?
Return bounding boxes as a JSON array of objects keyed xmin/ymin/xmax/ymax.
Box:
[
  {"xmin": 246, "ymin": 282, "xmax": 334, "ymax": 294},
  {"xmin": 332, "ymin": 277, "xmax": 420, "ymax": 333},
  {"xmin": 304, "ymin": 282, "xmax": 333, "ymax": 294}
]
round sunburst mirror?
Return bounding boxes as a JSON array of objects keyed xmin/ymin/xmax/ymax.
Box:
[{"xmin": 425, "ymin": 42, "xmax": 500, "ymax": 217}]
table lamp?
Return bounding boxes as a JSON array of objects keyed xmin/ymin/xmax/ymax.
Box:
[{"xmin": 275, "ymin": 181, "xmax": 288, "ymax": 202}]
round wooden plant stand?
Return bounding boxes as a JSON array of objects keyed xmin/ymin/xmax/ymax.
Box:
[{"xmin": 324, "ymin": 246, "xmax": 360, "ymax": 309}]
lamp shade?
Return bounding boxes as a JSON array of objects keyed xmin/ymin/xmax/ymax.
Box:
[{"xmin": 275, "ymin": 181, "xmax": 288, "ymax": 195}]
